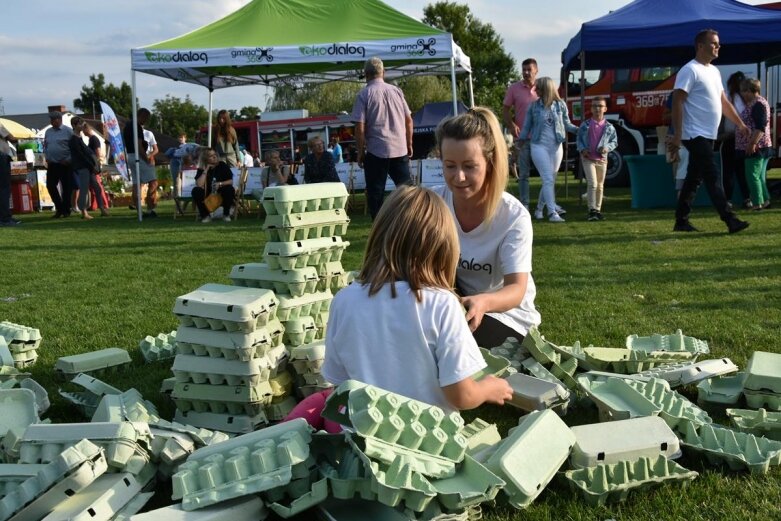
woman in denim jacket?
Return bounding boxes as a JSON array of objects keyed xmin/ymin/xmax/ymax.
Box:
[
  {"xmin": 520, "ymin": 77, "xmax": 578, "ymax": 222},
  {"xmin": 576, "ymin": 96, "xmax": 617, "ymax": 221}
]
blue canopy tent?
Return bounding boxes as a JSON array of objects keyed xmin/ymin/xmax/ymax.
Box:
[{"xmin": 410, "ymin": 101, "xmax": 468, "ymax": 159}]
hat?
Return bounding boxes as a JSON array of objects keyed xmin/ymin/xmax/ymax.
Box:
[{"xmin": 49, "ymin": 111, "xmax": 62, "ymax": 119}]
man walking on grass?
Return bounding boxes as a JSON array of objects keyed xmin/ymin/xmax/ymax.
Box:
[{"xmin": 669, "ymin": 29, "xmax": 749, "ymax": 234}]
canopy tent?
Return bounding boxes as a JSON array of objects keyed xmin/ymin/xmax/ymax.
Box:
[
  {"xmin": 562, "ymin": 0, "xmax": 781, "ymax": 71},
  {"xmin": 412, "ymin": 101, "xmax": 469, "ymax": 134}
]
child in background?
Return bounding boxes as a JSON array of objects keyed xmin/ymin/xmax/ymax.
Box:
[{"xmin": 576, "ymin": 96, "xmax": 617, "ymax": 221}]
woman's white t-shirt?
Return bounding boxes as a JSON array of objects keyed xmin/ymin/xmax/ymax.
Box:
[
  {"xmin": 322, "ymin": 282, "xmax": 486, "ymax": 412},
  {"xmin": 434, "ymin": 187, "xmax": 541, "ymax": 337}
]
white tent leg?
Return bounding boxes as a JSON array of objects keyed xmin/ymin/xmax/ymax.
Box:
[
  {"xmin": 467, "ymin": 73, "xmax": 475, "ymax": 108},
  {"xmin": 131, "ymin": 69, "xmax": 142, "ymax": 222},
  {"xmin": 207, "ymin": 85, "xmax": 214, "ymax": 147},
  {"xmin": 450, "ymin": 58, "xmax": 458, "ymax": 114}
]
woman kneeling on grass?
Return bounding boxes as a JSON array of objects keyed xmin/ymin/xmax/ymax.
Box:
[{"xmin": 284, "ymin": 186, "xmax": 512, "ymax": 431}]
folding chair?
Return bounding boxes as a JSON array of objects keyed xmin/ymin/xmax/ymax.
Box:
[{"xmin": 232, "ymin": 166, "xmax": 251, "ymax": 220}]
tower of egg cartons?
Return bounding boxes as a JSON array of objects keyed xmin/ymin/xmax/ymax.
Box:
[{"xmin": 230, "ymin": 182, "xmax": 351, "ymax": 419}]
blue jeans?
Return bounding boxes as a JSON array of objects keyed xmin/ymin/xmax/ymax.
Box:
[
  {"xmin": 516, "ymin": 140, "xmax": 532, "ymax": 209},
  {"xmin": 364, "ymin": 152, "xmax": 412, "ymax": 220}
]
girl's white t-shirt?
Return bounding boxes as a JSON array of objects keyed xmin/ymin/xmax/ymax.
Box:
[
  {"xmin": 434, "ymin": 187, "xmax": 541, "ymax": 337},
  {"xmin": 322, "ymin": 282, "xmax": 486, "ymax": 412}
]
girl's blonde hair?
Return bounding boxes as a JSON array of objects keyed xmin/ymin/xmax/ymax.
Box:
[
  {"xmin": 359, "ymin": 186, "xmax": 459, "ymax": 302},
  {"xmin": 535, "ymin": 77, "xmax": 561, "ymax": 108},
  {"xmin": 435, "ymin": 107, "xmax": 508, "ymax": 223}
]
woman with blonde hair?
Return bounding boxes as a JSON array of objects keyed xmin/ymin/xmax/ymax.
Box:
[
  {"xmin": 520, "ymin": 76, "xmax": 578, "ymax": 222},
  {"xmin": 434, "ymin": 107, "xmax": 541, "ymax": 347},
  {"xmin": 213, "ymin": 110, "xmax": 241, "ymax": 167}
]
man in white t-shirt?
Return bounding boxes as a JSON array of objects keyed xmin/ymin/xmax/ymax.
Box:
[{"xmin": 669, "ymin": 29, "xmax": 749, "ymax": 234}]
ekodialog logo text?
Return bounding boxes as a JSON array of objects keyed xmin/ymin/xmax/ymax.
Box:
[
  {"xmin": 390, "ymin": 38, "xmax": 437, "ymax": 57},
  {"xmin": 299, "ymin": 43, "xmax": 366, "ymax": 58},
  {"xmin": 145, "ymin": 51, "xmax": 209, "ymax": 65}
]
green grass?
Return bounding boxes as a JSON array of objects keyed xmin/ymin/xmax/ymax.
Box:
[{"xmin": 1, "ymin": 176, "xmax": 780, "ymax": 520}]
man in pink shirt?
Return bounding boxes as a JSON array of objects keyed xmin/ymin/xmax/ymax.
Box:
[{"xmin": 503, "ymin": 58, "xmax": 539, "ymax": 210}]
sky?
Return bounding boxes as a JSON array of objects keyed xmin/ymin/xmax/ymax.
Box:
[{"xmin": 0, "ymin": 0, "xmax": 771, "ymax": 117}]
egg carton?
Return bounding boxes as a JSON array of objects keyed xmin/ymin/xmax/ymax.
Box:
[
  {"xmin": 318, "ymin": 261, "xmax": 347, "ymax": 293},
  {"xmin": 0, "ymin": 321, "xmax": 41, "ymax": 350},
  {"xmin": 504, "ymin": 373, "xmax": 570, "ymax": 413},
  {"xmin": 171, "ymin": 418, "xmax": 313, "ymax": 510},
  {"xmin": 54, "ymin": 348, "xmax": 132, "ymax": 380},
  {"xmin": 519, "ymin": 358, "xmax": 569, "ymax": 391},
  {"xmin": 261, "ymin": 182, "xmax": 348, "ymax": 215},
  {"xmin": 139, "ymin": 331, "xmax": 178, "ymax": 363},
  {"xmin": 626, "ymin": 329, "xmax": 709, "ymax": 356},
  {"xmin": 726, "ymin": 408, "xmax": 781, "ymax": 441},
  {"xmin": 301, "ymin": 372, "xmax": 330, "ymax": 386},
  {"xmin": 0, "ymin": 464, "xmax": 46, "ymax": 497},
  {"xmin": 0, "ymin": 388, "xmax": 40, "ymax": 440},
  {"xmin": 489, "ymin": 337, "xmax": 529, "ymax": 366},
  {"xmin": 564, "ymin": 454, "xmax": 698, "ymax": 506},
  {"xmin": 229, "ymin": 264, "xmax": 319, "ymax": 299},
  {"xmin": 5, "ymin": 339, "xmax": 38, "ymax": 356},
  {"xmin": 471, "ymin": 348, "xmax": 512, "ymax": 382},
  {"xmin": 276, "ymin": 291, "xmax": 333, "ymax": 322},
  {"xmin": 742, "ymin": 389, "xmax": 781, "ymax": 411},
  {"xmin": 314, "ymin": 312, "xmax": 329, "ymax": 341},
  {"xmin": 484, "ymin": 410, "xmax": 574, "ymax": 509},
  {"xmin": 91, "ymin": 389, "xmax": 160, "ymax": 424},
  {"xmin": 569, "ymin": 416, "xmax": 680, "ymax": 469},
  {"xmin": 545, "ymin": 339, "xmax": 593, "ymax": 368},
  {"xmin": 745, "ymin": 351, "xmax": 781, "ymax": 394},
  {"xmin": 174, "ymin": 324, "xmax": 278, "ymax": 362},
  {"xmin": 636, "ymin": 358, "xmax": 739, "ymax": 388},
  {"xmin": 174, "ymin": 409, "xmax": 268, "ymax": 435},
  {"xmin": 19, "ymin": 379, "xmax": 50, "ymax": 415},
  {"xmin": 263, "ymin": 237, "xmax": 350, "ymax": 271},
  {"xmin": 263, "ymin": 208, "xmax": 350, "ymax": 242},
  {"xmin": 174, "ymin": 284, "xmax": 279, "ymax": 333},
  {"xmin": 148, "ymin": 427, "xmax": 196, "ymax": 467},
  {"xmin": 267, "ymin": 475, "xmax": 330, "ymax": 518},
  {"xmin": 129, "ymin": 496, "xmax": 267, "ymax": 521},
  {"xmin": 171, "ymin": 381, "xmax": 275, "ymax": 415},
  {"xmin": 521, "ymin": 327, "xmax": 564, "ymax": 366},
  {"xmin": 0, "ymin": 338, "xmax": 13, "ymax": 368},
  {"xmin": 322, "ymin": 380, "xmax": 467, "ymax": 479},
  {"xmin": 0, "ymin": 365, "xmax": 29, "ymax": 383},
  {"xmin": 678, "ymin": 421, "xmax": 781, "ymax": 474},
  {"xmin": 41, "ymin": 471, "xmax": 148, "ymax": 521},
  {"xmin": 269, "ymin": 371, "xmax": 294, "ymax": 399},
  {"xmin": 460, "ymin": 419, "xmax": 501, "ymax": 461},
  {"xmin": 311, "ymin": 433, "xmax": 376, "ymax": 501},
  {"xmin": 578, "ymin": 376, "xmax": 663, "ymax": 423},
  {"xmin": 583, "ymin": 347, "xmax": 693, "ymax": 374},
  {"xmin": 282, "ymin": 316, "xmax": 317, "ymax": 347},
  {"xmin": 18, "ymin": 423, "xmax": 151, "ymax": 475},
  {"xmin": 299, "ymin": 384, "xmax": 334, "ymax": 399},
  {"xmin": 107, "ymin": 491, "xmax": 154, "ymax": 521},
  {"xmin": 172, "ymin": 354, "xmax": 273, "ymax": 387},
  {"xmin": 697, "ymin": 373, "xmax": 746, "ymax": 406},
  {"xmin": 289, "ymin": 341, "xmax": 326, "ymax": 374},
  {"xmin": 11, "ymin": 350, "xmax": 38, "ymax": 370},
  {"xmin": 0, "ymin": 440, "xmax": 108, "ymax": 521},
  {"xmin": 623, "ymin": 379, "xmax": 712, "ymax": 430},
  {"xmin": 265, "ymin": 396, "xmax": 299, "ymax": 422},
  {"xmin": 151, "ymin": 418, "xmax": 230, "ymax": 449}
]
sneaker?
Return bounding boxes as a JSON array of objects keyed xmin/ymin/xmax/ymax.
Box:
[
  {"xmin": 743, "ymin": 199, "xmax": 754, "ymax": 210},
  {"xmin": 673, "ymin": 221, "xmax": 698, "ymax": 232},
  {"xmin": 596, "ymin": 211, "xmax": 605, "ymax": 221},
  {"xmin": 549, "ymin": 212, "xmax": 565, "ymax": 223},
  {"xmin": 555, "ymin": 205, "xmax": 567, "ymax": 216},
  {"xmin": 128, "ymin": 205, "xmax": 136, "ymax": 210},
  {"xmin": 534, "ymin": 208, "xmax": 544, "ymax": 220},
  {"xmin": 761, "ymin": 200, "xmax": 771, "ymax": 210},
  {"xmin": 587, "ymin": 209, "xmax": 599, "ymax": 221},
  {"xmin": 143, "ymin": 210, "xmax": 158, "ymax": 218},
  {"xmin": 201, "ymin": 216, "xmax": 212, "ymax": 223},
  {"xmin": 727, "ymin": 219, "xmax": 750, "ymax": 234},
  {"xmin": 223, "ymin": 216, "xmax": 231, "ymax": 222},
  {"xmin": 0, "ymin": 219, "xmax": 20, "ymax": 227}
]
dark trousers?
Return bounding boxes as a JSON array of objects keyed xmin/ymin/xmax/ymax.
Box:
[
  {"xmin": 720, "ymin": 136, "xmax": 750, "ymax": 202},
  {"xmin": 46, "ymin": 162, "xmax": 74, "ymax": 216},
  {"xmin": 192, "ymin": 185, "xmax": 235, "ymax": 218},
  {"xmin": 364, "ymin": 152, "xmax": 412, "ymax": 220},
  {"xmin": 0, "ymin": 155, "xmax": 10, "ymax": 221},
  {"xmin": 675, "ymin": 137, "xmax": 736, "ymax": 224},
  {"xmin": 472, "ymin": 315, "xmax": 525, "ymax": 349}
]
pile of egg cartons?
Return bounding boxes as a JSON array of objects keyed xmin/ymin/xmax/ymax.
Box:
[{"xmin": 0, "ymin": 321, "xmax": 41, "ymax": 369}]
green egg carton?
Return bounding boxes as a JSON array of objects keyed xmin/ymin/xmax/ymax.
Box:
[
  {"xmin": 54, "ymin": 348, "xmax": 132, "ymax": 380},
  {"xmin": 139, "ymin": 330, "xmax": 177, "ymax": 363},
  {"xmin": 12, "ymin": 349, "xmax": 38, "ymax": 369},
  {"xmin": 484, "ymin": 410, "xmax": 574, "ymax": 509},
  {"xmin": 0, "ymin": 440, "xmax": 108, "ymax": 521},
  {"xmin": 19, "ymin": 422, "xmax": 151, "ymax": 475},
  {"xmin": 745, "ymin": 351, "xmax": 781, "ymax": 394},
  {"xmin": 0, "ymin": 464, "xmax": 47, "ymax": 497},
  {"xmin": 230, "ymin": 263, "xmax": 319, "ymax": 298},
  {"xmin": 171, "ymin": 418, "xmax": 313, "ymax": 511},
  {"xmin": 0, "ymin": 321, "xmax": 42, "ymax": 350},
  {"xmin": 289, "ymin": 341, "xmax": 326, "ymax": 374},
  {"xmin": 175, "ymin": 325, "xmax": 274, "ymax": 361},
  {"xmin": 431, "ymin": 454, "xmax": 505, "ymax": 510},
  {"xmin": 577, "ymin": 371, "xmax": 668, "ymax": 392},
  {"xmin": 637, "ymin": 358, "xmax": 738, "ymax": 388},
  {"xmin": 726, "ymin": 408, "xmax": 781, "ymax": 441},
  {"xmin": 471, "ymin": 348, "xmax": 511, "ymax": 381},
  {"xmin": 0, "ymin": 388, "xmax": 40, "ymax": 439},
  {"xmin": 283, "ymin": 316, "xmax": 317, "ymax": 347},
  {"xmin": 130, "ymin": 496, "xmax": 267, "ymax": 520},
  {"xmin": 322, "ymin": 381, "xmax": 467, "ymax": 480},
  {"xmin": 624, "ymin": 379, "xmax": 712, "ymax": 430},
  {"xmin": 488, "ymin": 337, "xmax": 528, "ymax": 365},
  {"xmin": 318, "ymin": 261, "xmax": 347, "ymax": 293},
  {"xmin": 268, "ymin": 476, "xmax": 330, "ymax": 518},
  {"xmin": 578, "ymin": 376, "xmax": 660, "ymax": 422},
  {"xmin": 263, "ymin": 208, "xmax": 350, "ymax": 242},
  {"xmin": 564, "ymin": 454, "xmax": 698, "ymax": 506},
  {"xmin": 584, "ymin": 346, "xmax": 693, "ymax": 374},
  {"xmin": 263, "ymin": 237, "xmax": 350, "ymax": 271},
  {"xmin": 742, "ymin": 389, "xmax": 781, "ymax": 411},
  {"xmin": 42, "ymin": 471, "xmax": 148, "ymax": 521},
  {"xmin": 276, "ymin": 291, "xmax": 333, "ymax": 322},
  {"xmin": 697, "ymin": 373, "xmax": 746, "ymax": 406},
  {"xmin": 521, "ymin": 327, "xmax": 563, "ymax": 366},
  {"xmin": 678, "ymin": 421, "xmax": 781, "ymax": 474},
  {"xmin": 262, "ymin": 182, "xmax": 348, "ymax": 215},
  {"xmin": 174, "ymin": 284, "xmax": 279, "ymax": 332},
  {"xmin": 172, "ymin": 381, "xmax": 274, "ymax": 415},
  {"xmin": 520, "ymin": 358, "xmax": 569, "ymax": 391},
  {"xmin": 265, "ymin": 396, "xmax": 299, "ymax": 422},
  {"xmin": 174, "ymin": 408, "xmax": 268, "ymax": 435},
  {"xmin": 626, "ymin": 329, "xmax": 709, "ymax": 356},
  {"xmin": 172, "ymin": 354, "xmax": 272, "ymax": 387},
  {"xmin": 460, "ymin": 419, "xmax": 501, "ymax": 461},
  {"xmin": 312, "ymin": 434, "xmax": 376, "ymax": 501},
  {"xmin": 92, "ymin": 388, "xmax": 160, "ymax": 424}
]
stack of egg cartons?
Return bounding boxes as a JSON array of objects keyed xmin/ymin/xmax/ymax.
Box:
[
  {"xmin": 230, "ymin": 182, "xmax": 351, "ymax": 420},
  {"xmin": 0, "ymin": 321, "xmax": 41, "ymax": 369},
  {"xmin": 170, "ymin": 283, "xmax": 282, "ymax": 434}
]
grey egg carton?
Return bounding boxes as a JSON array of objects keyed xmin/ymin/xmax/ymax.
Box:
[
  {"xmin": 697, "ymin": 373, "xmax": 747, "ymax": 406},
  {"xmin": 276, "ymin": 291, "xmax": 333, "ymax": 322},
  {"xmin": 229, "ymin": 264, "xmax": 320, "ymax": 298},
  {"xmin": 175, "ymin": 324, "xmax": 280, "ymax": 361},
  {"xmin": 283, "ymin": 316, "xmax": 318, "ymax": 347},
  {"xmin": 636, "ymin": 358, "xmax": 739, "ymax": 388},
  {"xmin": 174, "ymin": 284, "xmax": 279, "ymax": 333},
  {"xmin": 626, "ymin": 329, "xmax": 709, "ymax": 355},
  {"xmin": 0, "ymin": 388, "xmax": 40, "ymax": 441},
  {"xmin": 263, "ymin": 237, "xmax": 350, "ymax": 271},
  {"xmin": 129, "ymin": 496, "xmax": 267, "ymax": 520},
  {"xmin": 174, "ymin": 409, "xmax": 268, "ymax": 435},
  {"xmin": 11, "ymin": 350, "xmax": 38, "ymax": 370},
  {"xmin": 139, "ymin": 331, "xmax": 178, "ymax": 363},
  {"xmin": 318, "ymin": 261, "xmax": 347, "ymax": 293},
  {"xmin": 0, "ymin": 321, "xmax": 42, "ymax": 350},
  {"xmin": 263, "ymin": 208, "xmax": 350, "ymax": 242},
  {"xmin": 0, "ymin": 338, "xmax": 13, "ymax": 368},
  {"xmin": 314, "ymin": 311, "xmax": 329, "ymax": 341},
  {"xmin": 171, "ymin": 418, "xmax": 313, "ymax": 510},
  {"xmin": 42, "ymin": 471, "xmax": 150, "ymax": 521},
  {"xmin": 265, "ymin": 396, "xmax": 299, "ymax": 422},
  {"xmin": 261, "ymin": 182, "xmax": 348, "ymax": 216},
  {"xmin": 54, "ymin": 348, "xmax": 132, "ymax": 381},
  {"xmin": 172, "ymin": 354, "xmax": 273, "ymax": 387},
  {"xmin": 299, "ymin": 384, "xmax": 334, "ymax": 399},
  {"xmin": 289, "ymin": 341, "xmax": 326, "ymax": 374},
  {"xmin": 0, "ymin": 378, "xmax": 49, "ymax": 416},
  {"xmin": 504, "ymin": 373, "xmax": 570, "ymax": 413},
  {"xmin": 171, "ymin": 381, "xmax": 275, "ymax": 416},
  {"xmin": 109, "ymin": 490, "xmax": 154, "ymax": 521},
  {"xmin": 91, "ymin": 389, "xmax": 160, "ymax": 424},
  {"xmin": 0, "ymin": 464, "xmax": 46, "ymax": 497}
]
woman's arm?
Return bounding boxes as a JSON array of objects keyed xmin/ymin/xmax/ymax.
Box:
[
  {"xmin": 560, "ymin": 101, "xmax": 579, "ymax": 134},
  {"xmin": 518, "ymin": 103, "xmax": 535, "ymax": 141},
  {"xmin": 215, "ymin": 162, "xmax": 233, "ymax": 188},
  {"xmin": 576, "ymin": 123, "xmax": 588, "ymax": 153},
  {"xmin": 461, "ymin": 272, "xmax": 528, "ymax": 332},
  {"xmin": 442, "ymin": 375, "xmax": 513, "ymax": 410},
  {"xmin": 195, "ymin": 168, "xmax": 207, "ymax": 188}
]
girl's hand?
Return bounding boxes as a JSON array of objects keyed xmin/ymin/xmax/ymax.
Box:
[
  {"xmin": 598, "ymin": 147, "xmax": 607, "ymax": 155},
  {"xmin": 461, "ymin": 294, "xmax": 491, "ymax": 332},
  {"xmin": 481, "ymin": 375, "xmax": 514, "ymax": 405}
]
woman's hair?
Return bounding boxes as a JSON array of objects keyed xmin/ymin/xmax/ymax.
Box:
[
  {"xmin": 435, "ymin": 107, "xmax": 508, "ymax": 223},
  {"xmin": 359, "ymin": 186, "xmax": 459, "ymax": 302},
  {"xmin": 70, "ymin": 116, "xmax": 84, "ymax": 130},
  {"xmin": 214, "ymin": 110, "xmax": 237, "ymax": 144},
  {"xmin": 741, "ymin": 77, "xmax": 761, "ymax": 95},
  {"xmin": 198, "ymin": 147, "xmax": 217, "ymax": 169},
  {"xmin": 727, "ymin": 72, "xmax": 746, "ymax": 97},
  {"xmin": 535, "ymin": 77, "xmax": 561, "ymax": 107}
]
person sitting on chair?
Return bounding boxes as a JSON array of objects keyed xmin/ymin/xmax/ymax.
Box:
[
  {"xmin": 303, "ymin": 136, "xmax": 339, "ymax": 183},
  {"xmin": 262, "ymin": 150, "xmax": 298, "ymax": 188},
  {"xmin": 192, "ymin": 148, "xmax": 235, "ymax": 223}
]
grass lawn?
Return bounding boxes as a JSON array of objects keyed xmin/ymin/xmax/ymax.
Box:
[{"xmin": 1, "ymin": 174, "xmax": 780, "ymax": 520}]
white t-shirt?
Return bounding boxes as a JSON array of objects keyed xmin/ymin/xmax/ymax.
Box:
[
  {"xmin": 322, "ymin": 282, "xmax": 486, "ymax": 412},
  {"xmin": 674, "ymin": 59, "xmax": 723, "ymax": 140},
  {"xmin": 434, "ymin": 187, "xmax": 541, "ymax": 337},
  {"xmin": 143, "ymin": 129, "xmax": 157, "ymax": 155}
]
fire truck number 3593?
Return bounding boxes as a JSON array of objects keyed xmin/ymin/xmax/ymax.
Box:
[{"xmin": 634, "ymin": 93, "xmax": 668, "ymax": 108}]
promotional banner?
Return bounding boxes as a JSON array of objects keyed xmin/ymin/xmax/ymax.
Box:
[{"xmin": 100, "ymin": 101, "xmax": 129, "ymax": 180}]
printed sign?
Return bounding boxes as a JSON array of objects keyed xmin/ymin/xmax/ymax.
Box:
[{"xmin": 100, "ymin": 102, "xmax": 129, "ymax": 180}]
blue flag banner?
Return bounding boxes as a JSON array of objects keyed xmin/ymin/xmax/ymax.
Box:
[{"xmin": 100, "ymin": 101, "xmax": 129, "ymax": 180}]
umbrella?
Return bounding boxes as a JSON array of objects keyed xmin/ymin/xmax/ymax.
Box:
[{"xmin": 0, "ymin": 118, "xmax": 37, "ymax": 139}]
